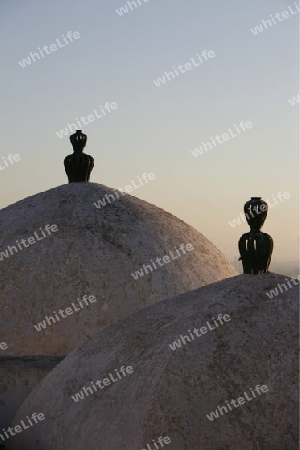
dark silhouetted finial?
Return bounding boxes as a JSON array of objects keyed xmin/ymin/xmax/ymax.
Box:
[
  {"xmin": 64, "ymin": 130, "xmax": 94, "ymax": 182},
  {"xmin": 238, "ymin": 197, "xmax": 273, "ymax": 274}
]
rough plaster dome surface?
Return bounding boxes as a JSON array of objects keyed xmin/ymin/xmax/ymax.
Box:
[
  {"xmin": 0, "ymin": 182, "xmax": 235, "ymax": 356},
  {"xmin": 9, "ymin": 274, "xmax": 298, "ymax": 450}
]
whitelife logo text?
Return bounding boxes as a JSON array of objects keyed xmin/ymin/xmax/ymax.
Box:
[
  {"xmin": 169, "ymin": 314, "xmax": 231, "ymax": 351},
  {"xmin": 71, "ymin": 365, "xmax": 134, "ymax": 402},
  {"xmin": 0, "ymin": 412, "xmax": 45, "ymax": 444},
  {"xmin": 33, "ymin": 295, "xmax": 98, "ymax": 332},
  {"xmin": 228, "ymin": 191, "xmax": 290, "ymax": 228},
  {"xmin": 153, "ymin": 50, "xmax": 215, "ymax": 87},
  {"xmin": 56, "ymin": 102, "xmax": 118, "ymax": 138},
  {"xmin": 206, "ymin": 384, "xmax": 269, "ymax": 421},
  {"xmin": 0, "ymin": 153, "xmax": 21, "ymax": 172},
  {"xmin": 250, "ymin": 3, "xmax": 300, "ymax": 35},
  {"xmin": 288, "ymin": 92, "xmax": 300, "ymax": 106},
  {"xmin": 266, "ymin": 276, "xmax": 300, "ymax": 299},
  {"xmin": 191, "ymin": 121, "xmax": 253, "ymax": 157},
  {"xmin": 0, "ymin": 342, "xmax": 8, "ymax": 352},
  {"xmin": 18, "ymin": 31, "xmax": 81, "ymax": 68},
  {"xmin": 93, "ymin": 173, "xmax": 155, "ymax": 209},
  {"xmin": 131, "ymin": 243, "xmax": 194, "ymax": 280},
  {"xmin": 0, "ymin": 224, "xmax": 58, "ymax": 262},
  {"xmin": 116, "ymin": 0, "xmax": 150, "ymax": 16}
]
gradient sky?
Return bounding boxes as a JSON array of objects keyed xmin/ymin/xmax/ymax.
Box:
[{"xmin": 0, "ymin": 0, "xmax": 299, "ymax": 263}]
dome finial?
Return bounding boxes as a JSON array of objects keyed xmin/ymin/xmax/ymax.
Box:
[{"xmin": 64, "ymin": 130, "xmax": 94, "ymax": 182}]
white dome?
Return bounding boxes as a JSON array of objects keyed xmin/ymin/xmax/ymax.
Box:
[
  {"xmin": 0, "ymin": 182, "xmax": 235, "ymax": 357},
  {"xmin": 0, "ymin": 182, "xmax": 236, "ymax": 430},
  {"xmin": 8, "ymin": 273, "xmax": 298, "ymax": 450}
]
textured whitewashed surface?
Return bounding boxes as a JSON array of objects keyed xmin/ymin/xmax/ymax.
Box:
[
  {"xmin": 9, "ymin": 274, "xmax": 298, "ymax": 450},
  {"xmin": 0, "ymin": 363, "xmax": 56, "ymax": 430},
  {"xmin": 0, "ymin": 356, "xmax": 63, "ymax": 430},
  {"xmin": 0, "ymin": 182, "xmax": 235, "ymax": 356}
]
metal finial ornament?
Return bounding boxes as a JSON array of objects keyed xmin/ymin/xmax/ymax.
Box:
[
  {"xmin": 64, "ymin": 130, "xmax": 94, "ymax": 182},
  {"xmin": 238, "ymin": 197, "xmax": 273, "ymax": 274}
]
